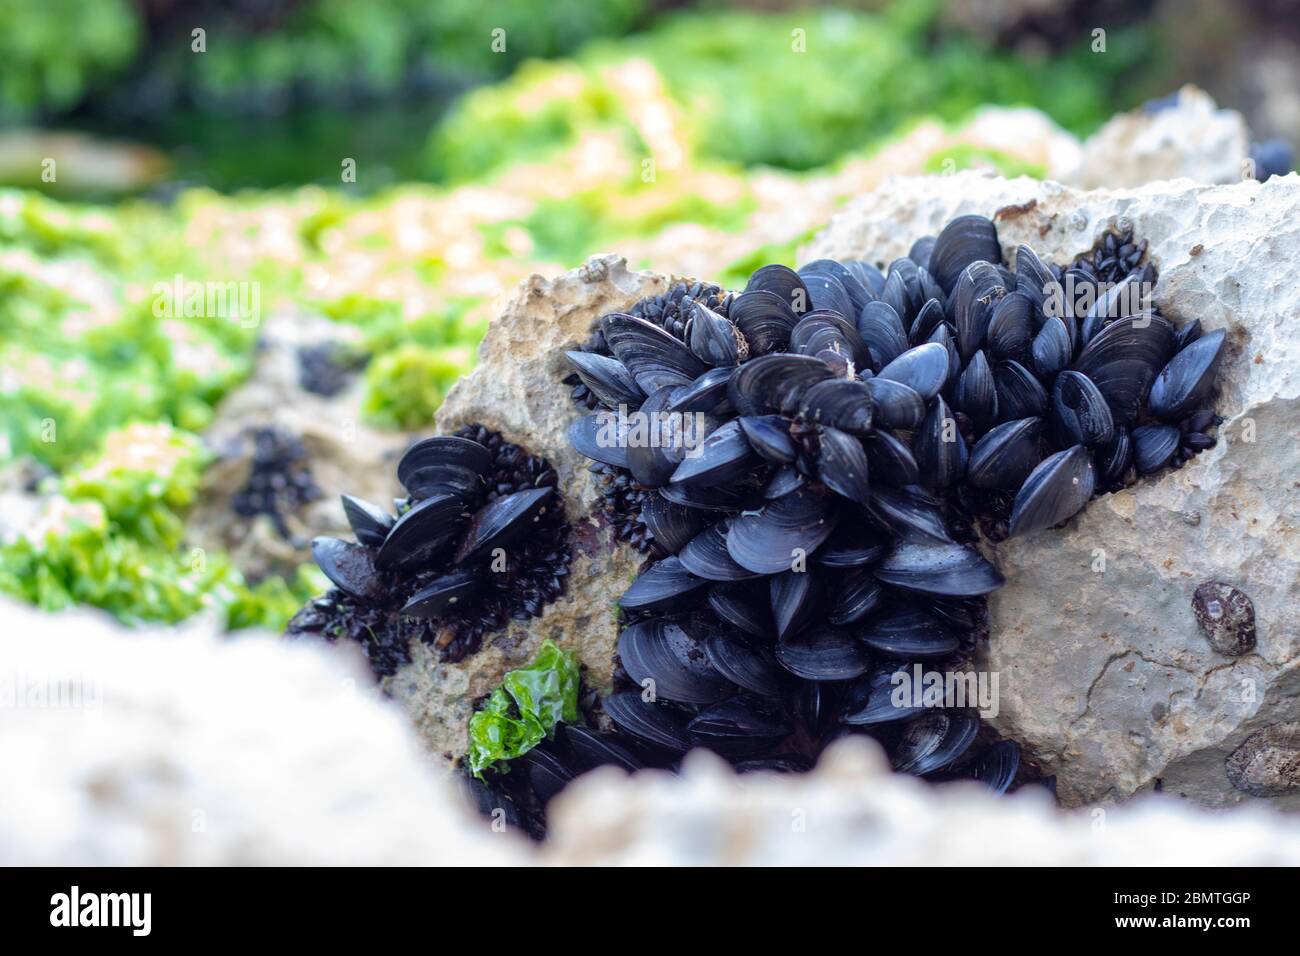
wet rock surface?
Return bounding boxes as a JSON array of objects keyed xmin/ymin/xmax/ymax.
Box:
[{"xmin": 807, "ymin": 170, "xmax": 1300, "ymax": 808}]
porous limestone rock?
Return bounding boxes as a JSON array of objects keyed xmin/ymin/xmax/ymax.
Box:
[
  {"xmin": 387, "ymin": 255, "xmax": 669, "ymax": 760},
  {"xmin": 806, "ymin": 169, "xmax": 1300, "ymax": 809}
]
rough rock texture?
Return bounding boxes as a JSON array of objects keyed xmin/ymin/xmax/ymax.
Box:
[
  {"xmin": 806, "ymin": 170, "xmax": 1300, "ymax": 808},
  {"xmin": 386, "ymin": 255, "xmax": 666, "ymax": 760},
  {"xmin": 1071, "ymin": 86, "xmax": 1251, "ymax": 189},
  {"xmin": 6, "ymin": 594, "xmax": 1300, "ymax": 865},
  {"xmin": 187, "ymin": 311, "xmax": 406, "ymax": 582},
  {"xmin": 0, "ymin": 597, "xmax": 515, "ymax": 865}
]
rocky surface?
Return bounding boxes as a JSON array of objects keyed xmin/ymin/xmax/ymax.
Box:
[
  {"xmin": 386, "ymin": 255, "xmax": 665, "ymax": 760},
  {"xmin": 5, "ymin": 589, "xmax": 1299, "ymax": 865},
  {"xmin": 807, "ymin": 169, "xmax": 1300, "ymax": 808}
]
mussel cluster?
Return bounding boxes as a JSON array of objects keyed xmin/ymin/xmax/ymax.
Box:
[
  {"xmin": 286, "ymin": 424, "xmax": 570, "ymax": 675},
  {"xmin": 491, "ymin": 215, "xmax": 1225, "ymax": 829},
  {"xmin": 231, "ymin": 427, "xmax": 323, "ymax": 541}
]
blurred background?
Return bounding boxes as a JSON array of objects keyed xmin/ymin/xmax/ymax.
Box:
[{"xmin": 1, "ymin": 0, "xmax": 1296, "ymax": 635}]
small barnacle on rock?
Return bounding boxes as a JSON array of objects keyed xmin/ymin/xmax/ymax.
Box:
[
  {"xmin": 1226, "ymin": 723, "xmax": 1300, "ymax": 796},
  {"xmin": 1192, "ymin": 580, "xmax": 1256, "ymax": 657}
]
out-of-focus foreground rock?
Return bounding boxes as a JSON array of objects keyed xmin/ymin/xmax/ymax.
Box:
[
  {"xmin": 806, "ymin": 169, "xmax": 1300, "ymax": 809},
  {"xmin": 3, "ymin": 596, "xmax": 1299, "ymax": 865}
]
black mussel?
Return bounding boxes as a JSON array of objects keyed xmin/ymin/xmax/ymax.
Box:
[
  {"xmin": 800, "ymin": 378, "xmax": 875, "ymax": 433},
  {"xmin": 927, "ymin": 323, "xmax": 962, "ymax": 389},
  {"xmin": 845, "ymin": 260, "xmax": 887, "ymax": 297},
  {"xmin": 1147, "ymin": 329, "xmax": 1226, "ymax": 422},
  {"xmin": 1050, "ymin": 370, "xmax": 1115, "ymax": 447},
  {"xmin": 915, "ymin": 396, "xmax": 967, "ymax": 491},
  {"xmin": 929, "ymin": 214, "xmax": 1002, "ymax": 294},
  {"xmin": 816, "ymin": 427, "xmax": 872, "ymax": 505},
  {"xmin": 520, "ymin": 744, "xmax": 576, "ymax": 804},
  {"xmin": 1014, "ymin": 243, "xmax": 1054, "ymax": 314},
  {"xmin": 864, "ymin": 430, "xmax": 921, "ymax": 486},
  {"xmin": 688, "ymin": 697, "xmax": 792, "ymax": 756},
  {"xmin": 887, "ymin": 257, "xmax": 927, "ymax": 319},
  {"xmin": 995, "ymin": 359, "xmax": 1048, "ymax": 421},
  {"xmin": 892, "ymin": 710, "xmax": 980, "ymax": 775},
  {"xmin": 455, "ymin": 487, "xmax": 553, "ymax": 563},
  {"xmin": 953, "ymin": 260, "xmax": 1007, "ymax": 363},
  {"xmin": 618, "ymin": 555, "xmax": 712, "ymax": 614},
  {"xmin": 792, "ymin": 680, "xmax": 846, "ymax": 738},
  {"xmin": 603, "ymin": 312, "xmax": 708, "ymax": 392},
  {"xmin": 801, "ymin": 258, "xmax": 874, "ymax": 315},
  {"xmin": 565, "ymin": 350, "xmax": 644, "ymax": 408},
  {"xmin": 740, "ymin": 415, "xmax": 797, "ymax": 463},
  {"xmin": 560, "ymin": 725, "xmax": 644, "ymax": 774},
  {"xmin": 678, "ymin": 521, "xmax": 759, "ymax": 581},
  {"xmin": 1031, "ymin": 315, "xmax": 1073, "ymax": 378},
  {"xmin": 660, "ymin": 480, "xmax": 747, "ymax": 512},
  {"xmin": 909, "ymin": 235, "xmax": 936, "ymax": 271},
  {"xmin": 970, "ymin": 739, "xmax": 1020, "ymax": 794},
  {"xmin": 401, "ymin": 568, "xmax": 480, "ymax": 618},
  {"xmin": 875, "ymin": 540, "xmax": 1004, "ymax": 597},
  {"xmin": 967, "ymin": 417, "xmax": 1043, "ymax": 491},
  {"xmin": 801, "ymin": 271, "xmax": 856, "ymax": 320},
  {"xmin": 341, "ymin": 494, "xmax": 394, "ymax": 548},
  {"xmin": 671, "ymin": 419, "xmax": 756, "ymax": 488},
  {"xmin": 858, "ymin": 300, "xmax": 909, "ymax": 367},
  {"xmin": 986, "ymin": 291, "xmax": 1034, "ymax": 358},
  {"xmin": 727, "ymin": 488, "xmax": 838, "ymax": 575},
  {"xmin": 375, "ymin": 493, "xmax": 469, "ymax": 571},
  {"xmin": 1096, "ymin": 426, "xmax": 1133, "ymax": 486},
  {"xmin": 1132, "ymin": 424, "xmax": 1181, "ymax": 474},
  {"xmin": 398, "ymin": 435, "xmax": 490, "ymax": 500},
  {"xmin": 955, "ymin": 350, "xmax": 999, "ymax": 434},
  {"xmin": 568, "ymin": 413, "xmax": 630, "ymax": 468},
  {"xmin": 858, "ymin": 606, "xmax": 959, "ymax": 658},
  {"xmin": 878, "ymin": 342, "xmax": 949, "ymax": 400},
  {"xmin": 815, "ymin": 522, "xmax": 889, "ymax": 569},
  {"xmin": 704, "ymin": 632, "xmax": 788, "ymax": 696},
  {"xmin": 618, "ymin": 619, "xmax": 733, "ymax": 705},
  {"xmin": 1175, "ymin": 317, "xmax": 1202, "ymax": 352},
  {"xmin": 641, "ymin": 492, "xmax": 704, "ymax": 554},
  {"xmin": 603, "ymin": 691, "xmax": 691, "ymax": 753},
  {"xmin": 708, "ymin": 580, "xmax": 774, "ymax": 639},
  {"xmin": 733, "ymin": 755, "xmax": 815, "ymax": 774},
  {"xmin": 626, "ymin": 387, "xmax": 687, "ymax": 488},
  {"xmin": 770, "ymin": 569, "xmax": 821, "ymax": 641},
  {"xmin": 841, "ymin": 663, "xmax": 928, "ymax": 725},
  {"xmin": 776, "ymin": 627, "xmax": 871, "ymax": 681},
  {"xmin": 909, "ymin": 297, "xmax": 946, "ymax": 346},
  {"xmin": 791, "ymin": 311, "xmax": 868, "ymax": 366},
  {"xmin": 311, "ymin": 536, "xmax": 385, "ymax": 601},
  {"xmin": 881, "ymin": 269, "xmax": 913, "ymax": 325},
  {"xmin": 729, "ymin": 353, "xmax": 835, "ymax": 417},
  {"xmin": 669, "ymin": 367, "xmax": 735, "ymax": 415},
  {"xmin": 865, "ymin": 483, "xmax": 951, "ymax": 543},
  {"xmin": 1071, "ymin": 314, "xmax": 1175, "ymax": 424},
  {"xmin": 1007, "ymin": 444, "xmax": 1095, "ymax": 537},
  {"xmin": 866, "ymin": 376, "xmax": 927, "ymax": 430},
  {"xmin": 688, "ymin": 301, "xmax": 746, "ymax": 367},
  {"xmin": 764, "ymin": 464, "xmax": 807, "ymax": 499},
  {"xmin": 745, "ymin": 264, "xmax": 812, "ymax": 315},
  {"xmin": 828, "ymin": 568, "xmax": 884, "ymax": 626},
  {"xmin": 729, "ymin": 290, "xmax": 797, "ymax": 355}
]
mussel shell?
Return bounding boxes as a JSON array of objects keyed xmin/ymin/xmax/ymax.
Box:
[
  {"xmin": 398, "ymin": 435, "xmax": 490, "ymax": 500},
  {"xmin": 955, "ymin": 350, "xmax": 999, "ymax": 435},
  {"xmin": 816, "ymin": 427, "xmax": 872, "ymax": 505},
  {"xmin": 660, "ymin": 480, "xmax": 747, "ymax": 512},
  {"xmin": 1147, "ymin": 329, "xmax": 1226, "ymax": 422},
  {"xmin": 678, "ymin": 521, "xmax": 760, "ymax": 581},
  {"xmin": 864, "ymin": 483, "xmax": 951, "ymax": 543},
  {"xmin": 568, "ymin": 413, "xmax": 630, "ymax": 469},
  {"xmin": 929, "ymin": 214, "xmax": 1002, "ymax": 293},
  {"xmin": 745, "ymin": 264, "xmax": 812, "ymax": 315},
  {"xmin": 703, "ymin": 632, "xmax": 788, "ymax": 696},
  {"xmin": 688, "ymin": 302, "xmax": 744, "ymax": 367},
  {"xmin": 726, "ymin": 488, "xmax": 838, "ymax": 575},
  {"xmin": 618, "ymin": 619, "xmax": 733, "ymax": 705},
  {"xmin": 985, "ymin": 290, "xmax": 1034, "ymax": 358},
  {"xmin": 641, "ymin": 492, "xmax": 704, "ymax": 555},
  {"xmin": 776, "ymin": 627, "xmax": 871, "ymax": 681},
  {"xmin": 454, "ymin": 487, "xmax": 553, "ymax": 563},
  {"xmin": 845, "ymin": 259, "xmax": 887, "ymax": 296},
  {"xmin": 814, "ymin": 522, "xmax": 889, "ymax": 568},
  {"xmin": 1007, "ymin": 444, "xmax": 1095, "ymax": 537},
  {"xmin": 603, "ymin": 312, "xmax": 708, "ymax": 392},
  {"xmin": 770, "ymin": 569, "xmax": 821, "ymax": 641},
  {"xmin": 763, "ymin": 465, "xmax": 806, "ymax": 499},
  {"xmin": 877, "ymin": 342, "xmax": 949, "ymax": 400},
  {"xmin": 892, "ymin": 710, "xmax": 980, "ymax": 775},
  {"xmin": 914, "ymin": 395, "xmax": 967, "ymax": 491},
  {"xmin": 800, "ymin": 272, "xmax": 856, "ymax": 320},
  {"xmin": 953, "ymin": 260, "xmax": 1007, "ymax": 363},
  {"xmin": 841, "ymin": 663, "xmax": 928, "ymax": 725},
  {"xmin": 311, "ymin": 536, "xmax": 385, "ymax": 601},
  {"xmin": 1014, "ymin": 243, "xmax": 1055, "ymax": 314},
  {"xmin": 375, "ymin": 493, "xmax": 469, "ymax": 571},
  {"xmin": 970, "ymin": 739, "xmax": 1020, "ymax": 794},
  {"xmin": 739, "ymin": 415, "xmax": 797, "ymax": 463},
  {"xmin": 799, "ymin": 378, "xmax": 875, "ymax": 433},
  {"xmin": 828, "ymin": 568, "xmax": 884, "ymax": 626},
  {"xmin": 792, "ymin": 680, "xmax": 846, "ymax": 738},
  {"xmin": 341, "ymin": 494, "xmax": 394, "ymax": 548},
  {"xmin": 1132, "ymin": 424, "xmax": 1181, "ymax": 474},
  {"xmin": 626, "ymin": 387, "xmax": 687, "ymax": 488},
  {"xmin": 1050, "ymin": 370, "xmax": 1115, "ymax": 447},
  {"xmin": 1071, "ymin": 314, "xmax": 1175, "ymax": 424},
  {"xmin": 520, "ymin": 744, "xmax": 576, "ymax": 804},
  {"xmin": 863, "ymin": 430, "xmax": 920, "ymax": 486},
  {"xmin": 617, "ymin": 555, "xmax": 712, "ymax": 614},
  {"xmin": 603, "ymin": 691, "xmax": 691, "ymax": 753},
  {"xmin": 1031, "ymin": 315, "xmax": 1073, "ymax": 378},
  {"xmin": 729, "ymin": 290, "xmax": 797, "ymax": 355},
  {"xmin": 866, "ymin": 377, "xmax": 926, "ymax": 430},
  {"xmin": 857, "ymin": 300, "xmax": 909, "ymax": 368},
  {"xmin": 1096, "ymin": 426, "xmax": 1133, "ymax": 486},
  {"xmin": 858, "ymin": 606, "xmax": 959, "ymax": 658},
  {"xmin": 994, "ymin": 359, "xmax": 1048, "ymax": 421},
  {"xmin": 708, "ymin": 580, "xmax": 774, "ymax": 639},
  {"xmin": 668, "ymin": 367, "xmax": 735, "ymax": 416},
  {"xmin": 401, "ymin": 567, "xmax": 480, "ymax": 618},
  {"xmin": 565, "ymin": 350, "xmax": 644, "ymax": 407},
  {"xmin": 729, "ymin": 353, "xmax": 835, "ymax": 417},
  {"xmin": 909, "ymin": 298, "xmax": 946, "ymax": 347},
  {"xmin": 875, "ymin": 540, "xmax": 1004, "ymax": 597},
  {"xmin": 967, "ymin": 417, "xmax": 1043, "ymax": 491},
  {"xmin": 559, "ymin": 724, "xmax": 644, "ymax": 774},
  {"xmin": 801, "ymin": 258, "xmax": 874, "ymax": 315},
  {"xmin": 687, "ymin": 697, "xmax": 792, "ymax": 756},
  {"xmin": 670, "ymin": 419, "xmax": 756, "ymax": 488}
]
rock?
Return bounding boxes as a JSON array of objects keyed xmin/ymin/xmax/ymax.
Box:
[
  {"xmin": 806, "ymin": 169, "xmax": 1300, "ymax": 809},
  {"xmin": 0, "ymin": 597, "xmax": 516, "ymax": 865},
  {"xmin": 187, "ymin": 311, "xmax": 406, "ymax": 583},
  {"xmin": 542, "ymin": 739, "xmax": 1300, "ymax": 865},
  {"xmin": 1070, "ymin": 86, "xmax": 1251, "ymax": 188},
  {"xmin": 1226, "ymin": 723, "xmax": 1300, "ymax": 796},
  {"xmin": 386, "ymin": 254, "xmax": 668, "ymax": 760}
]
